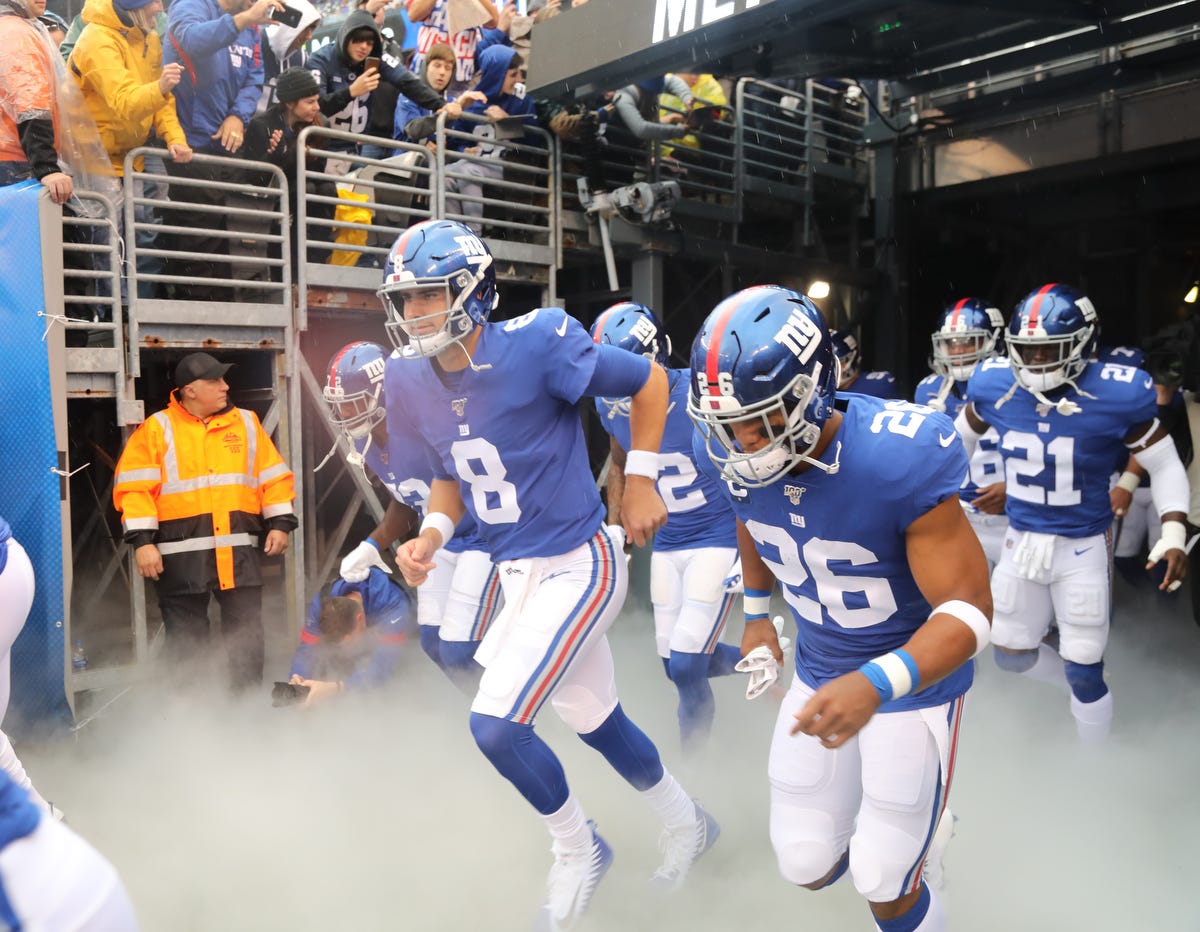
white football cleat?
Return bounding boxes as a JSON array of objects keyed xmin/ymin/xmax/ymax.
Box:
[
  {"xmin": 535, "ymin": 822, "xmax": 613, "ymax": 932},
  {"xmin": 651, "ymin": 801, "xmax": 720, "ymax": 889}
]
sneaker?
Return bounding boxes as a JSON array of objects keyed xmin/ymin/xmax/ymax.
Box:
[
  {"xmin": 922, "ymin": 806, "xmax": 957, "ymax": 891},
  {"xmin": 534, "ymin": 822, "xmax": 613, "ymax": 932},
  {"xmin": 651, "ymin": 800, "xmax": 720, "ymax": 889}
]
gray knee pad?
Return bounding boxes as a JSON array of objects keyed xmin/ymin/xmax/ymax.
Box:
[{"xmin": 993, "ymin": 648, "xmax": 1037, "ymax": 673}]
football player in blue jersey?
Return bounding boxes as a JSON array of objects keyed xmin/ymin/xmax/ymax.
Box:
[
  {"xmin": 1099, "ymin": 346, "xmax": 1169, "ymax": 585},
  {"xmin": 832, "ymin": 328, "xmax": 898, "ymax": 398},
  {"xmin": 327, "ymin": 343, "xmax": 502, "ymax": 693},
  {"xmin": 914, "ymin": 299, "xmax": 1009, "ymax": 567},
  {"xmin": 590, "ymin": 302, "xmax": 742, "ymax": 755},
  {"xmin": 690, "ymin": 285, "xmax": 992, "ymax": 932},
  {"xmin": 287, "ymin": 567, "xmax": 415, "ymax": 703},
  {"xmin": 378, "ymin": 220, "xmax": 715, "ymax": 932},
  {"xmin": 958, "ymin": 284, "xmax": 1190, "ymax": 742}
]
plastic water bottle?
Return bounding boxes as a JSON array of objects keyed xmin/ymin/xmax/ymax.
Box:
[{"xmin": 71, "ymin": 640, "xmax": 88, "ymax": 672}]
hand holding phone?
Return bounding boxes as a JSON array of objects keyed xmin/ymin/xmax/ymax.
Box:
[
  {"xmin": 365, "ymin": 55, "xmax": 382, "ymax": 73},
  {"xmin": 269, "ymin": 3, "xmax": 304, "ymax": 26}
]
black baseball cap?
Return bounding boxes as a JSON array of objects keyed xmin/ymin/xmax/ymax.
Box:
[{"xmin": 175, "ymin": 352, "xmax": 233, "ymax": 389}]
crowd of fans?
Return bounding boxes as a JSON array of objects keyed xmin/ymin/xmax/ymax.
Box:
[{"xmin": 2, "ymin": 0, "xmax": 861, "ymax": 308}]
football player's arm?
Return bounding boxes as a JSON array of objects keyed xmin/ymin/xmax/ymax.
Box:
[
  {"xmin": 1125, "ymin": 418, "xmax": 1189, "ymax": 590},
  {"xmin": 606, "ymin": 436, "xmax": 627, "ymax": 528},
  {"xmin": 621, "ymin": 361, "xmax": 669, "ymax": 548},
  {"xmin": 1110, "ymin": 453, "xmax": 1147, "ymax": 517},
  {"xmin": 953, "ymin": 402, "xmax": 990, "ymax": 459},
  {"xmin": 396, "ymin": 479, "xmax": 465, "ymax": 586},
  {"xmin": 791, "ymin": 498, "xmax": 991, "ymax": 748},
  {"xmin": 369, "ymin": 498, "xmax": 420, "ymax": 550},
  {"xmin": 737, "ymin": 518, "xmax": 783, "ymax": 663}
]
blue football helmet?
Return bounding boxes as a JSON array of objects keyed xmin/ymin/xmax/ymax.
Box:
[
  {"xmin": 378, "ymin": 220, "xmax": 498, "ymax": 357},
  {"xmin": 931, "ymin": 298, "xmax": 1005, "ymax": 381},
  {"xmin": 1007, "ymin": 283, "xmax": 1099, "ymax": 393},
  {"xmin": 324, "ymin": 342, "xmax": 388, "ymax": 439},
  {"xmin": 589, "ymin": 302, "xmax": 672, "ymax": 420},
  {"xmin": 688, "ymin": 285, "xmax": 839, "ymax": 487},
  {"xmin": 830, "ymin": 329, "xmax": 860, "ymax": 387}
]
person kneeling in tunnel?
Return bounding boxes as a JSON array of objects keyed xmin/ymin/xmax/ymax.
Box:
[{"xmin": 285, "ymin": 566, "xmax": 414, "ymax": 705}]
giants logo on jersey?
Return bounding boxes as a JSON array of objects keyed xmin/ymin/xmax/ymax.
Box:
[{"xmin": 773, "ymin": 307, "xmax": 822, "ymax": 364}]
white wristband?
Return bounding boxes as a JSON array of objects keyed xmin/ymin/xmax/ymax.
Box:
[
  {"xmin": 1115, "ymin": 471, "xmax": 1141, "ymax": 495},
  {"xmin": 743, "ymin": 595, "xmax": 771, "ymax": 618},
  {"xmin": 624, "ymin": 450, "xmax": 659, "ymax": 480},
  {"xmin": 930, "ymin": 599, "xmax": 991, "ymax": 658},
  {"xmin": 419, "ymin": 512, "xmax": 454, "ymax": 549}
]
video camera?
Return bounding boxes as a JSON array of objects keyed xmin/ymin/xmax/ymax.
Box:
[
  {"xmin": 271, "ymin": 681, "xmax": 311, "ymax": 708},
  {"xmin": 1143, "ymin": 318, "xmax": 1200, "ymax": 391}
]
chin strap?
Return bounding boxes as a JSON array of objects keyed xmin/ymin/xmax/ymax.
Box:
[
  {"xmin": 925, "ymin": 377, "xmax": 954, "ymax": 413},
  {"xmin": 460, "ymin": 339, "xmax": 492, "ymax": 372},
  {"xmin": 800, "ymin": 440, "xmax": 841, "ymax": 475}
]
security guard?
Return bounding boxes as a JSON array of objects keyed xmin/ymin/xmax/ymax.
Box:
[{"xmin": 113, "ymin": 352, "xmax": 298, "ymax": 689}]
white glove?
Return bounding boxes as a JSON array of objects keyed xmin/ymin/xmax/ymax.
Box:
[
  {"xmin": 339, "ymin": 539, "xmax": 392, "ymax": 582},
  {"xmin": 722, "ymin": 557, "xmax": 743, "ymax": 593},
  {"xmin": 734, "ymin": 617, "xmax": 790, "ymax": 700},
  {"xmin": 1011, "ymin": 531, "xmax": 1056, "ymax": 582}
]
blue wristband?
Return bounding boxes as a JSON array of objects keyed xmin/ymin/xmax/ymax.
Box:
[{"xmin": 858, "ymin": 649, "xmax": 920, "ymax": 703}]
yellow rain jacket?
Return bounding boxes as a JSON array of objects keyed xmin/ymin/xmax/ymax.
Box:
[
  {"xmin": 113, "ymin": 395, "xmax": 297, "ymax": 595},
  {"xmin": 67, "ymin": 0, "xmax": 186, "ymax": 174}
]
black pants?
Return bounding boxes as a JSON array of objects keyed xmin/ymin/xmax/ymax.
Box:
[
  {"xmin": 163, "ymin": 157, "xmax": 244, "ymax": 301},
  {"xmin": 159, "ymin": 586, "xmax": 264, "ymax": 691}
]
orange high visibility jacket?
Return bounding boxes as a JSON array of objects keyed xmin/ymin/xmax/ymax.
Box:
[{"xmin": 113, "ymin": 395, "xmax": 298, "ymax": 595}]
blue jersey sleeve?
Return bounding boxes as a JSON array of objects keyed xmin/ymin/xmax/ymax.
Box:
[
  {"xmin": 869, "ymin": 404, "xmax": 968, "ymax": 532},
  {"xmin": 584, "ymin": 344, "xmax": 653, "ymax": 402},
  {"xmin": 539, "ymin": 309, "xmax": 604, "ymax": 405}
]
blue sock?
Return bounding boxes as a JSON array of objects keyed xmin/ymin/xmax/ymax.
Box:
[
  {"xmin": 578, "ymin": 703, "xmax": 664, "ymax": 791},
  {"xmin": 418, "ymin": 626, "xmax": 442, "ymax": 668},
  {"xmin": 707, "ymin": 642, "xmax": 742, "ymax": 677},
  {"xmin": 669, "ymin": 650, "xmax": 716, "ymax": 752},
  {"xmin": 468, "ymin": 712, "xmax": 569, "ymax": 815},
  {"xmin": 440, "ymin": 639, "xmax": 484, "ymax": 691},
  {"xmin": 875, "ymin": 883, "xmax": 930, "ymax": 932}
]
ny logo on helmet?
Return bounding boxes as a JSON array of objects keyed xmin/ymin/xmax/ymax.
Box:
[
  {"xmin": 774, "ymin": 308, "xmax": 822, "ymax": 364},
  {"xmin": 454, "ymin": 234, "xmax": 490, "ymax": 267},
  {"xmin": 629, "ymin": 315, "xmax": 658, "ymax": 348},
  {"xmin": 783, "ymin": 484, "xmax": 806, "ymax": 505},
  {"xmin": 362, "ymin": 356, "xmax": 386, "ymax": 384}
]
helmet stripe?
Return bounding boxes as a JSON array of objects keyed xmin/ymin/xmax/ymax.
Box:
[
  {"xmin": 950, "ymin": 297, "xmax": 968, "ymax": 329},
  {"xmin": 1025, "ymin": 283, "xmax": 1058, "ymax": 334},
  {"xmin": 704, "ymin": 295, "xmax": 746, "ymax": 395},
  {"xmin": 327, "ymin": 342, "xmax": 359, "ymax": 381},
  {"xmin": 591, "ymin": 307, "xmax": 618, "ymax": 344}
]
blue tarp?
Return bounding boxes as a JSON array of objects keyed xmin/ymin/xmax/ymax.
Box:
[{"xmin": 0, "ymin": 181, "xmax": 70, "ymax": 730}]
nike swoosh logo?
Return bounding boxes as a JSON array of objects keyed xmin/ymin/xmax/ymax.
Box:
[
  {"xmin": 1074, "ymin": 547, "xmax": 1092, "ymax": 556},
  {"xmin": 666, "ymin": 401, "xmax": 676, "ymax": 415},
  {"xmin": 1144, "ymin": 378, "xmax": 1153, "ymax": 389},
  {"xmin": 556, "ymin": 317, "xmax": 569, "ymax": 337},
  {"xmin": 939, "ymin": 433, "xmax": 956, "ymax": 447}
]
